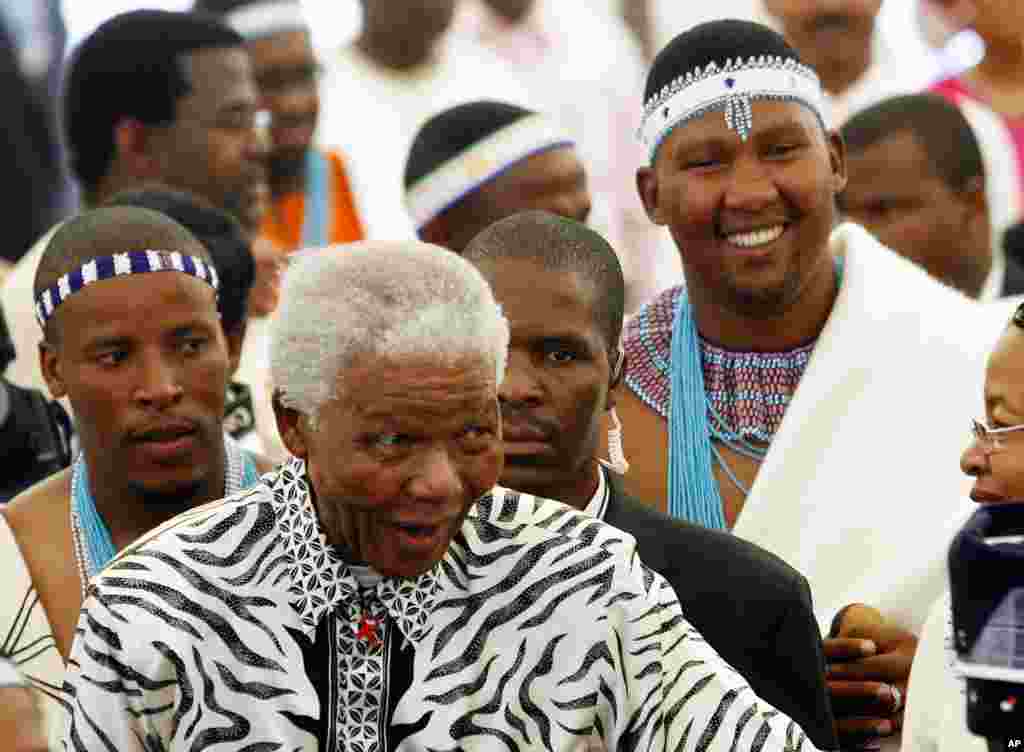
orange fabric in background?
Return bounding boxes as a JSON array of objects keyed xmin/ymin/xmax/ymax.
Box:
[{"xmin": 260, "ymin": 149, "xmax": 365, "ymax": 252}]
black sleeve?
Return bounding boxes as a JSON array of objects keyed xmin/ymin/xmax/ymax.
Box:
[{"xmin": 761, "ymin": 572, "xmax": 839, "ymax": 750}]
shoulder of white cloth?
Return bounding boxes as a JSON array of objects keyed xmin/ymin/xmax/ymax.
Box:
[{"xmin": 836, "ymin": 221, "xmax": 1009, "ymax": 350}]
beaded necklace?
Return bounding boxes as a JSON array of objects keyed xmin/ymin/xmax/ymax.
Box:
[
  {"xmin": 626, "ymin": 257, "xmax": 843, "ymax": 527},
  {"xmin": 69, "ymin": 435, "xmax": 260, "ymax": 598}
]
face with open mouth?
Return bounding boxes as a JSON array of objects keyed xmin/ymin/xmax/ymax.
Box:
[
  {"xmin": 279, "ymin": 353, "xmax": 503, "ymax": 578},
  {"xmin": 640, "ymin": 98, "xmax": 846, "ymax": 318}
]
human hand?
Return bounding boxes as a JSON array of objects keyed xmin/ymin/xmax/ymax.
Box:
[{"xmin": 824, "ymin": 604, "xmax": 918, "ymax": 747}]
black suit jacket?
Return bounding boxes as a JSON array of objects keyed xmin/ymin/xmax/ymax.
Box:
[
  {"xmin": 602, "ymin": 471, "xmax": 839, "ymax": 750},
  {"xmin": 1002, "ymin": 253, "xmax": 1024, "ymax": 298}
]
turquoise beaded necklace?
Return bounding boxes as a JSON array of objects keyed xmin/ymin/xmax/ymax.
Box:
[{"xmin": 667, "ymin": 256, "xmax": 843, "ymax": 528}]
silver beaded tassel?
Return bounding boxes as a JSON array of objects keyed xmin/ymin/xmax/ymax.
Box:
[{"xmin": 724, "ymin": 92, "xmax": 754, "ymax": 141}]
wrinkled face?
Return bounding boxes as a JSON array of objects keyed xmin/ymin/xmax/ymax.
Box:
[
  {"xmin": 150, "ymin": 47, "xmax": 269, "ymax": 231},
  {"xmin": 764, "ymin": 0, "xmax": 882, "ymax": 81},
  {"xmin": 640, "ymin": 99, "xmax": 845, "ymax": 317},
  {"xmin": 42, "ymin": 271, "xmax": 230, "ymax": 501},
  {"xmin": 249, "ymin": 30, "xmax": 319, "ymax": 184},
  {"xmin": 0, "ymin": 687, "xmax": 48, "ymax": 752},
  {"xmin": 279, "ymin": 353, "xmax": 503, "ymax": 577},
  {"xmin": 841, "ymin": 130, "xmax": 990, "ymax": 297},
  {"xmin": 476, "ymin": 258, "xmax": 612, "ymax": 500},
  {"xmin": 961, "ymin": 326, "xmax": 1024, "ymax": 503},
  {"xmin": 446, "ymin": 147, "xmax": 591, "ymax": 252}
]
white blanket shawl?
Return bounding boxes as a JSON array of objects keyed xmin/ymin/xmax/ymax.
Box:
[
  {"xmin": 734, "ymin": 223, "xmax": 1015, "ymax": 636},
  {"xmin": 0, "ymin": 515, "xmax": 66, "ymax": 749}
]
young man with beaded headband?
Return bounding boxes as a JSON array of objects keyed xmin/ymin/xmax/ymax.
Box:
[
  {"xmin": 404, "ymin": 99, "xmax": 589, "ymax": 253},
  {"xmin": 619, "ymin": 18, "xmax": 1016, "ymax": 750},
  {"xmin": 64, "ymin": 238, "xmax": 826, "ymax": 751},
  {"xmin": 0, "ymin": 206, "xmax": 269, "ymax": 747}
]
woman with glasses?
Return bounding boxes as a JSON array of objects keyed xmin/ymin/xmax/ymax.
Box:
[{"xmin": 902, "ymin": 302, "xmax": 1024, "ymax": 752}]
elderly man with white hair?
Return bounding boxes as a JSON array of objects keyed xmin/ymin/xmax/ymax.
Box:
[{"xmin": 62, "ymin": 240, "xmax": 824, "ymax": 752}]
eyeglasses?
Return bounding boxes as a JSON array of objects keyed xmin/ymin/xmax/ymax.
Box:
[{"xmin": 971, "ymin": 419, "xmax": 1024, "ymax": 454}]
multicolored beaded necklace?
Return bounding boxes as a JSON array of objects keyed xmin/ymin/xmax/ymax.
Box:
[{"xmin": 623, "ymin": 257, "xmax": 841, "ymax": 528}]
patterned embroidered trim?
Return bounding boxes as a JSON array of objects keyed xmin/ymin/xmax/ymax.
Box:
[
  {"xmin": 638, "ymin": 56, "xmax": 824, "ymax": 160},
  {"xmin": 35, "ymin": 250, "xmax": 219, "ymax": 328},
  {"xmin": 405, "ymin": 114, "xmax": 575, "ymax": 230},
  {"xmin": 702, "ymin": 337, "xmax": 813, "ymax": 443},
  {"xmin": 270, "ymin": 457, "xmax": 445, "ymax": 646}
]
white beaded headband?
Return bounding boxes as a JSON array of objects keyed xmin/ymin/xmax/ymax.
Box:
[
  {"xmin": 226, "ymin": 0, "xmax": 308, "ymax": 38},
  {"xmin": 405, "ymin": 114, "xmax": 575, "ymax": 231},
  {"xmin": 638, "ymin": 55, "xmax": 825, "ymax": 163},
  {"xmin": 35, "ymin": 250, "xmax": 220, "ymax": 328}
]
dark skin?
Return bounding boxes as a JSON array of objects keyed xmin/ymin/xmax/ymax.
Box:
[
  {"xmin": 764, "ymin": 0, "xmax": 882, "ymax": 95},
  {"xmin": 100, "ymin": 47, "xmax": 270, "ymax": 233},
  {"xmin": 627, "ymin": 99, "xmax": 914, "ymax": 744},
  {"xmin": 961, "ymin": 323, "xmax": 1024, "ymax": 503},
  {"xmin": 248, "ymin": 30, "xmax": 320, "ymax": 196},
  {"xmin": 474, "ymin": 257, "xmax": 619, "ymax": 509},
  {"xmin": 275, "ymin": 353, "xmax": 503, "ymax": 578},
  {"xmin": 841, "ymin": 129, "xmax": 990, "ymax": 298},
  {"xmin": 482, "ymin": 0, "xmax": 536, "ymax": 23},
  {"xmin": 356, "ymin": 0, "xmax": 456, "ymax": 71},
  {"xmin": 4, "ymin": 268, "xmax": 271, "ymax": 658},
  {"xmin": 422, "ymin": 147, "xmax": 591, "ymax": 253}
]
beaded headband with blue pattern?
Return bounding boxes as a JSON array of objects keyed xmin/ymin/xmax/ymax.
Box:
[
  {"xmin": 638, "ymin": 55, "xmax": 825, "ymax": 163},
  {"xmin": 34, "ymin": 250, "xmax": 219, "ymax": 328}
]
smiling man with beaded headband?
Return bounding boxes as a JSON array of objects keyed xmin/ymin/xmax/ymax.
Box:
[
  {"xmin": 0, "ymin": 206, "xmax": 269, "ymax": 748},
  {"xmin": 619, "ymin": 17, "xmax": 1018, "ymax": 750}
]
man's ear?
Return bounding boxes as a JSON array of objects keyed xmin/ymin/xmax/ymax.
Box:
[
  {"xmin": 636, "ymin": 167, "xmax": 667, "ymax": 226},
  {"xmin": 606, "ymin": 348, "xmax": 625, "ymax": 410},
  {"xmin": 113, "ymin": 117, "xmax": 160, "ymax": 179},
  {"xmin": 963, "ymin": 174, "xmax": 988, "ymax": 218},
  {"xmin": 224, "ymin": 322, "xmax": 247, "ymax": 377},
  {"xmin": 827, "ymin": 130, "xmax": 848, "ymax": 194},
  {"xmin": 273, "ymin": 390, "xmax": 308, "ymax": 459},
  {"xmin": 39, "ymin": 340, "xmax": 67, "ymax": 400}
]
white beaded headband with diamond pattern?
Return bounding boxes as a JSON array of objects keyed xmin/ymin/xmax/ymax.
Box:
[
  {"xmin": 405, "ymin": 114, "xmax": 575, "ymax": 231},
  {"xmin": 35, "ymin": 250, "xmax": 219, "ymax": 328},
  {"xmin": 638, "ymin": 55, "xmax": 825, "ymax": 163}
]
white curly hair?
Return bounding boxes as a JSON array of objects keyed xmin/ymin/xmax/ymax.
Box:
[{"xmin": 270, "ymin": 241, "xmax": 509, "ymax": 421}]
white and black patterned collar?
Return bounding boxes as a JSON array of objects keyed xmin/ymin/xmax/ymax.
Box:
[{"xmin": 267, "ymin": 457, "xmax": 449, "ymax": 646}]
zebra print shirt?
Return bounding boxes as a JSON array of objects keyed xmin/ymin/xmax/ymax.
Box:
[{"xmin": 63, "ymin": 458, "xmax": 820, "ymax": 752}]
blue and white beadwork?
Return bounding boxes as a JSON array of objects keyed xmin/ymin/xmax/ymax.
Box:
[
  {"xmin": 638, "ymin": 55, "xmax": 824, "ymax": 162},
  {"xmin": 34, "ymin": 250, "xmax": 219, "ymax": 327}
]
